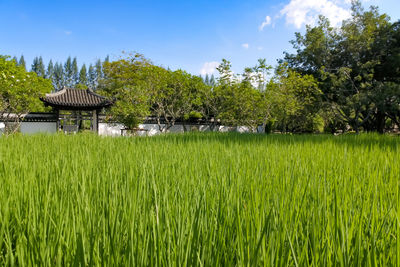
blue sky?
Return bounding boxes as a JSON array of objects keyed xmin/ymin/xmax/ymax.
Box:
[{"xmin": 1, "ymin": 0, "xmax": 399, "ymax": 76}]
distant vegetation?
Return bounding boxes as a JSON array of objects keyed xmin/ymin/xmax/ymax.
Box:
[
  {"xmin": 2, "ymin": 1, "xmax": 400, "ymax": 134},
  {"xmin": 11, "ymin": 55, "xmax": 109, "ymax": 91},
  {"xmin": 0, "ymin": 133, "xmax": 398, "ymax": 265}
]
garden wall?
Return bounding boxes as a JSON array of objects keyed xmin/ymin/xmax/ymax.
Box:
[
  {"xmin": 98, "ymin": 123, "xmax": 255, "ymax": 136},
  {"xmin": 20, "ymin": 122, "xmax": 57, "ymax": 134}
]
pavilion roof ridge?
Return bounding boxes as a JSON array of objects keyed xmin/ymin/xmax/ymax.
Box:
[
  {"xmin": 86, "ymin": 87, "xmax": 109, "ymax": 100},
  {"xmin": 45, "ymin": 86, "xmax": 68, "ymax": 97},
  {"xmin": 40, "ymin": 86, "xmax": 112, "ymax": 111}
]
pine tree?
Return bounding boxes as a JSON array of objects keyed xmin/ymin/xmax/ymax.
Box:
[
  {"xmin": 95, "ymin": 59, "xmax": 103, "ymax": 80},
  {"xmin": 19, "ymin": 55, "xmax": 26, "ymax": 70},
  {"xmin": 46, "ymin": 60, "xmax": 55, "ymax": 80},
  {"xmin": 88, "ymin": 64, "xmax": 96, "ymax": 89},
  {"xmin": 205, "ymin": 74, "xmax": 209, "ymax": 85},
  {"xmin": 72, "ymin": 57, "xmax": 79, "ymax": 86},
  {"xmin": 64, "ymin": 56, "xmax": 73, "ymax": 87},
  {"xmin": 210, "ymin": 74, "xmax": 215, "ymax": 86},
  {"xmin": 104, "ymin": 55, "xmax": 110, "ymax": 63},
  {"xmin": 79, "ymin": 64, "xmax": 88, "ymax": 86},
  {"xmin": 12, "ymin": 56, "xmax": 18, "ymax": 64},
  {"xmin": 54, "ymin": 63, "xmax": 65, "ymax": 91},
  {"xmin": 31, "ymin": 57, "xmax": 39, "ymax": 73},
  {"xmin": 31, "ymin": 56, "xmax": 46, "ymax": 77},
  {"xmin": 31, "ymin": 56, "xmax": 45, "ymax": 77}
]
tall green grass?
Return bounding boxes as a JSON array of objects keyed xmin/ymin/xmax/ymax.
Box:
[{"xmin": 0, "ymin": 133, "xmax": 398, "ymax": 266}]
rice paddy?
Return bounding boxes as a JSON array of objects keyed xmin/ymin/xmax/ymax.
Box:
[{"xmin": 0, "ymin": 133, "xmax": 399, "ymax": 266}]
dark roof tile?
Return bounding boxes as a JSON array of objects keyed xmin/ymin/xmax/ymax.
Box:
[{"xmin": 41, "ymin": 87, "xmax": 112, "ymax": 110}]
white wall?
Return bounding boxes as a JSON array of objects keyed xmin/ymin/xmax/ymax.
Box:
[
  {"xmin": 98, "ymin": 123, "xmax": 253, "ymax": 136},
  {"xmin": 1, "ymin": 122, "xmax": 254, "ymax": 136},
  {"xmin": 0, "ymin": 122, "xmax": 4, "ymax": 135},
  {"xmin": 98, "ymin": 123, "xmax": 125, "ymax": 136},
  {"xmin": 20, "ymin": 122, "xmax": 57, "ymax": 134}
]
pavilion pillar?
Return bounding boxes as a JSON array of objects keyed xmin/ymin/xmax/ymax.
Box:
[
  {"xmin": 55, "ymin": 109, "xmax": 60, "ymax": 132},
  {"xmin": 77, "ymin": 111, "xmax": 81, "ymax": 129},
  {"xmin": 92, "ymin": 110, "xmax": 98, "ymax": 133}
]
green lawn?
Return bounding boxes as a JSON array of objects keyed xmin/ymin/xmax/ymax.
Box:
[{"xmin": 0, "ymin": 133, "xmax": 399, "ymax": 266}]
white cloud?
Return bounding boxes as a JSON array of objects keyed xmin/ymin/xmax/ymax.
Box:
[
  {"xmin": 257, "ymin": 46, "xmax": 263, "ymax": 51},
  {"xmin": 64, "ymin": 31, "xmax": 72, "ymax": 35},
  {"xmin": 259, "ymin": 15, "xmax": 272, "ymax": 31},
  {"xmin": 242, "ymin": 43, "xmax": 249, "ymax": 49},
  {"xmin": 200, "ymin": 61, "xmax": 219, "ymax": 76},
  {"xmin": 280, "ymin": 0, "xmax": 351, "ymax": 29}
]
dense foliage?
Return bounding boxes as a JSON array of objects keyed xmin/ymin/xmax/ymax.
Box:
[
  {"xmin": 99, "ymin": 53, "xmax": 209, "ymax": 130},
  {"xmin": 6, "ymin": 1, "xmax": 400, "ymax": 133},
  {"xmin": 0, "ymin": 56, "xmax": 52, "ymax": 133},
  {"xmin": 283, "ymin": 1, "xmax": 400, "ymax": 133},
  {"xmin": 0, "ymin": 133, "xmax": 398, "ymax": 265}
]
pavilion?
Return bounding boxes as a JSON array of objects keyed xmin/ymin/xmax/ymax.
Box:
[{"xmin": 40, "ymin": 87, "xmax": 112, "ymax": 133}]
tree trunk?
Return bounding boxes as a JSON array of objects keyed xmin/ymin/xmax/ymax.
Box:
[
  {"xmin": 260, "ymin": 114, "xmax": 269, "ymax": 134},
  {"xmin": 182, "ymin": 121, "xmax": 188, "ymax": 132},
  {"xmin": 375, "ymin": 111, "xmax": 385, "ymax": 134},
  {"xmin": 165, "ymin": 120, "xmax": 175, "ymax": 132},
  {"xmin": 157, "ymin": 117, "xmax": 166, "ymax": 132}
]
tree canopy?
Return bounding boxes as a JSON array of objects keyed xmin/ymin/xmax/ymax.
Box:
[
  {"xmin": 283, "ymin": 1, "xmax": 400, "ymax": 133},
  {"xmin": 0, "ymin": 56, "xmax": 52, "ymax": 133}
]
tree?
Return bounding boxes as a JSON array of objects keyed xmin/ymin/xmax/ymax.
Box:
[
  {"xmin": 31, "ymin": 56, "xmax": 46, "ymax": 78},
  {"xmin": 32, "ymin": 57, "xmax": 38, "ymax": 71},
  {"xmin": 99, "ymin": 53, "xmax": 152, "ymax": 130},
  {"xmin": 215, "ymin": 82, "xmax": 265, "ymax": 131},
  {"xmin": 100, "ymin": 53, "xmax": 209, "ymax": 132},
  {"xmin": 216, "ymin": 59, "xmax": 236, "ymax": 85},
  {"xmin": 79, "ymin": 64, "xmax": 88, "ymax": 87},
  {"xmin": 211, "ymin": 60, "xmax": 266, "ymax": 131},
  {"xmin": 240, "ymin": 59, "xmax": 273, "ymax": 132},
  {"xmin": 95, "ymin": 59, "xmax": 103, "ymax": 87},
  {"xmin": 72, "ymin": 57, "xmax": 79, "ymax": 86},
  {"xmin": 204, "ymin": 74, "xmax": 209, "ymax": 85},
  {"xmin": 53, "ymin": 63, "xmax": 65, "ymax": 91},
  {"xmin": 282, "ymin": 0, "xmax": 400, "ymax": 133},
  {"xmin": 0, "ymin": 56, "xmax": 52, "ymax": 133},
  {"xmin": 375, "ymin": 21, "xmax": 400, "ymax": 129},
  {"xmin": 329, "ymin": 3, "xmax": 392, "ymax": 133},
  {"xmin": 269, "ymin": 64, "xmax": 323, "ymax": 133},
  {"xmin": 150, "ymin": 69, "xmax": 206, "ymax": 132},
  {"xmin": 88, "ymin": 64, "xmax": 96, "ymax": 89},
  {"xmin": 46, "ymin": 60, "xmax": 54, "ymax": 80},
  {"xmin": 19, "ymin": 55, "xmax": 26, "ymax": 70},
  {"xmin": 64, "ymin": 56, "xmax": 74, "ymax": 87},
  {"xmin": 209, "ymin": 74, "xmax": 216, "ymax": 86}
]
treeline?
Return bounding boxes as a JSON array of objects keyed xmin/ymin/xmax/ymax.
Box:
[
  {"xmin": 98, "ymin": 54, "xmax": 321, "ymax": 133},
  {"xmin": 12, "ymin": 55, "xmax": 109, "ymax": 91},
  {"xmin": 3, "ymin": 1, "xmax": 400, "ymax": 134},
  {"xmin": 99, "ymin": 2, "xmax": 400, "ymax": 134}
]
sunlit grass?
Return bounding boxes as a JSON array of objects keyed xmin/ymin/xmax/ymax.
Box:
[{"xmin": 0, "ymin": 133, "xmax": 399, "ymax": 266}]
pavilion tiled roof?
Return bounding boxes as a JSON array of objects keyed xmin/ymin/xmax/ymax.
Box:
[{"xmin": 41, "ymin": 87, "xmax": 112, "ymax": 110}]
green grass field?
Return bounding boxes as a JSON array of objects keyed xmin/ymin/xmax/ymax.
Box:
[{"xmin": 0, "ymin": 133, "xmax": 399, "ymax": 266}]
